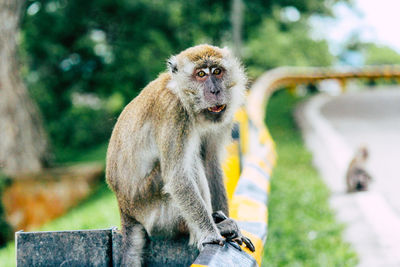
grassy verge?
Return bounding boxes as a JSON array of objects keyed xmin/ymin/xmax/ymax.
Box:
[{"xmin": 262, "ymin": 90, "xmax": 358, "ymax": 266}]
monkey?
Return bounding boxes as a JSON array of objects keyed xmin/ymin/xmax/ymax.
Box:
[
  {"xmin": 106, "ymin": 44, "xmax": 254, "ymax": 266},
  {"xmin": 346, "ymin": 146, "xmax": 373, "ymax": 193}
]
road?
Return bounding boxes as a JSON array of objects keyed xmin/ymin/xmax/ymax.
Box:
[
  {"xmin": 321, "ymin": 88, "xmax": 400, "ymax": 214},
  {"xmin": 296, "ymin": 86, "xmax": 400, "ymax": 267}
]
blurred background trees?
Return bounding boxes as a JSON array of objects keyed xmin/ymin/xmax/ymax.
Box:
[
  {"xmin": 2, "ymin": 0, "xmax": 352, "ymax": 166},
  {"xmin": 0, "ymin": 0, "xmax": 49, "ymax": 176}
]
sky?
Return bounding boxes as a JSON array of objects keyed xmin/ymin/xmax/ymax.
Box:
[{"xmin": 310, "ymin": 0, "xmax": 400, "ymax": 55}]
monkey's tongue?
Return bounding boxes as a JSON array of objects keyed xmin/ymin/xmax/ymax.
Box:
[{"xmin": 207, "ymin": 104, "xmax": 226, "ymax": 113}]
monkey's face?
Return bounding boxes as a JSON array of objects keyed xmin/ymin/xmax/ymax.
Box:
[
  {"xmin": 167, "ymin": 44, "xmax": 246, "ymax": 123},
  {"xmin": 193, "ymin": 65, "xmax": 228, "ymax": 121}
]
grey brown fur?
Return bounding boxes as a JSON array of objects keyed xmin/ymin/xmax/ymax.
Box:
[
  {"xmin": 346, "ymin": 146, "xmax": 373, "ymax": 192},
  {"xmin": 106, "ymin": 45, "xmax": 253, "ymax": 266}
]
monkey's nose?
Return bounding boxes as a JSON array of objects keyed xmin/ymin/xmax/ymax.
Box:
[{"xmin": 210, "ymin": 88, "xmax": 220, "ymax": 95}]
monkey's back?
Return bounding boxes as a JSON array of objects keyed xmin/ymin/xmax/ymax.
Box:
[
  {"xmin": 106, "ymin": 72, "xmax": 195, "ymax": 238},
  {"xmin": 105, "ymin": 72, "xmax": 184, "ymax": 198}
]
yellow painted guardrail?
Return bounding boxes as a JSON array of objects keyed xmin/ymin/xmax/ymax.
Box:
[{"xmin": 248, "ymin": 65, "xmax": 400, "ymax": 131}]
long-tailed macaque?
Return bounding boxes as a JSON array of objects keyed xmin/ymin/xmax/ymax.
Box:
[
  {"xmin": 346, "ymin": 146, "xmax": 372, "ymax": 192},
  {"xmin": 106, "ymin": 44, "xmax": 254, "ymax": 266}
]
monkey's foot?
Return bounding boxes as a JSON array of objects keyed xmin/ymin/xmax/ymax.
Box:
[
  {"xmin": 199, "ymin": 233, "xmax": 225, "ymax": 251},
  {"xmin": 212, "ymin": 211, "xmax": 256, "ymax": 252}
]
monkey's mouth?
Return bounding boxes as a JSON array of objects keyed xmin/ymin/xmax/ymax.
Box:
[{"xmin": 207, "ymin": 104, "xmax": 226, "ymax": 113}]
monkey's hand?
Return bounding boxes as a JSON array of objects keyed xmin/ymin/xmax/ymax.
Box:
[{"xmin": 212, "ymin": 210, "xmax": 255, "ymax": 252}]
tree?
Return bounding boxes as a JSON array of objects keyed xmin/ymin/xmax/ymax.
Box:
[
  {"xmin": 231, "ymin": 0, "xmax": 244, "ymax": 58},
  {"xmin": 244, "ymin": 18, "xmax": 333, "ymax": 77},
  {"xmin": 0, "ymin": 0, "xmax": 49, "ymax": 176},
  {"xmin": 364, "ymin": 43, "xmax": 400, "ymax": 65},
  {"xmin": 19, "ymin": 0, "xmax": 347, "ymax": 153}
]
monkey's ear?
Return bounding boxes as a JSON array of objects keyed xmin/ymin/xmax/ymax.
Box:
[{"xmin": 167, "ymin": 56, "xmax": 178, "ymax": 74}]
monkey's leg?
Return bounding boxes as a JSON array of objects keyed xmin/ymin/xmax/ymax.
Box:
[{"xmin": 120, "ymin": 212, "xmax": 147, "ymax": 267}]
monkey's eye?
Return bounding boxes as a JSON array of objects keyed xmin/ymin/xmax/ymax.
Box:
[
  {"xmin": 197, "ymin": 71, "xmax": 206, "ymax": 77},
  {"xmin": 213, "ymin": 68, "xmax": 222, "ymax": 75}
]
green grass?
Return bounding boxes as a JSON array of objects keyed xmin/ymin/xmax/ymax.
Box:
[{"xmin": 262, "ymin": 90, "xmax": 358, "ymax": 266}]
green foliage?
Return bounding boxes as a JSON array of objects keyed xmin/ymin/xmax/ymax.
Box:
[
  {"xmin": 262, "ymin": 90, "xmax": 358, "ymax": 266},
  {"xmin": 54, "ymin": 143, "xmax": 108, "ymax": 164},
  {"xmin": 0, "ymin": 173, "xmax": 12, "ymax": 248},
  {"xmin": 244, "ymin": 18, "xmax": 333, "ymax": 78},
  {"xmin": 364, "ymin": 43, "xmax": 400, "ymax": 65},
  {"xmin": 48, "ymin": 106, "xmax": 114, "ymax": 150},
  {"xmin": 20, "ymin": 0, "xmax": 343, "ymax": 155}
]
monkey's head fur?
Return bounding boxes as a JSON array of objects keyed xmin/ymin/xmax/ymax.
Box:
[
  {"xmin": 167, "ymin": 44, "xmax": 246, "ymax": 124},
  {"xmin": 356, "ymin": 145, "xmax": 369, "ymax": 161}
]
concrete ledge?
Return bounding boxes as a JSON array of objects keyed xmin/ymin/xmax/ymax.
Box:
[
  {"xmin": 16, "ymin": 228, "xmax": 256, "ymax": 267},
  {"xmin": 16, "ymin": 228, "xmax": 199, "ymax": 267}
]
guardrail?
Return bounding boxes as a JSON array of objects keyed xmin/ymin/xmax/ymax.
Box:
[{"xmin": 248, "ymin": 65, "xmax": 400, "ymax": 131}]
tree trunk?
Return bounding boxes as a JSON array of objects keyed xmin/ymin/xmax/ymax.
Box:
[
  {"xmin": 0, "ymin": 0, "xmax": 50, "ymax": 176},
  {"xmin": 231, "ymin": 0, "xmax": 243, "ymax": 58}
]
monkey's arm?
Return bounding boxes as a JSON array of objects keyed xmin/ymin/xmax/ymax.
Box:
[
  {"xmin": 163, "ymin": 162, "xmax": 224, "ymax": 249},
  {"xmin": 201, "ymin": 137, "xmax": 229, "ymax": 215},
  {"xmin": 201, "ymin": 137, "xmax": 255, "ymax": 252},
  {"xmin": 159, "ymin": 131, "xmax": 224, "ymax": 250}
]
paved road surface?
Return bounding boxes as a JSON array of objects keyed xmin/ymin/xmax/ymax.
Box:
[
  {"xmin": 296, "ymin": 86, "xmax": 400, "ymax": 267},
  {"xmin": 321, "ymin": 88, "xmax": 400, "ymax": 215}
]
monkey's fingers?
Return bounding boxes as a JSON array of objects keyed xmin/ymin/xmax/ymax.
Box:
[
  {"xmin": 231, "ymin": 237, "xmax": 243, "ymax": 245},
  {"xmin": 202, "ymin": 240, "xmax": 225, "ymax": 247},
  {"xmin": 220, "ymin": 230, "xmax": 239, "ymax": 240},
  {"xmin": 242, "ymin": 236, "xmax": 255, "ymax": 252}
]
